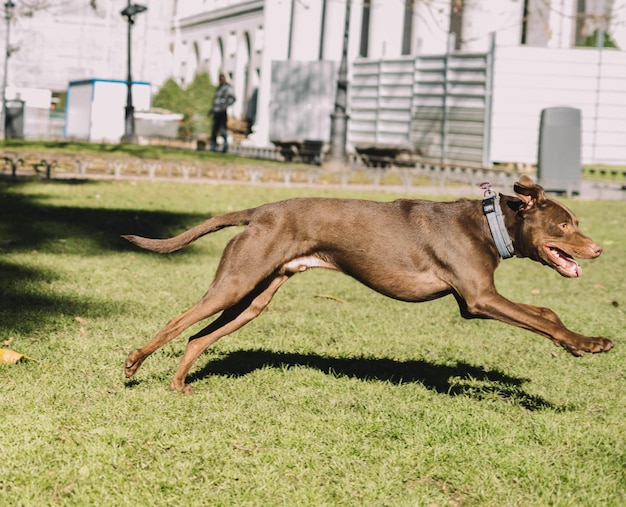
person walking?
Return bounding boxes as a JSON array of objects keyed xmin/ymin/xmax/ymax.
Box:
[{"xmin": 210, "ymin": 73, "xmax": 236, "ymax": 152}]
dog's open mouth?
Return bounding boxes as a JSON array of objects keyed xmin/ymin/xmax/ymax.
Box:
[{"xmin": 545, "ymin": 245, "xmax": 582, "ymax": 277}]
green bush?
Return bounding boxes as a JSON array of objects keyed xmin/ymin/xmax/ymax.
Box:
[
  {"xmin": 578, "ymin": 29, "xmax": 619, "ymax": 49},
  {"xmin": 152, "ymin": 72, "xmax": 216, "ymax": 139}
]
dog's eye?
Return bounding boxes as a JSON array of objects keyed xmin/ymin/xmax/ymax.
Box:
[{"xmin": 560, "ymin": 223, "xmax": 569, "ymax": 230}]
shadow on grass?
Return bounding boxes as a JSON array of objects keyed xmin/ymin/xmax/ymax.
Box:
[
  {"xmin": 185, "ymin": 348, "xmax": 558, "ymax": 411},
  {"xmin": 0, "ymin": 179, "xmax": 206, "ymax": 336},
  {"xmin": 0, "ymin": 260, "xmax": 95, "ymax": 336},
  {"xmin": 0, "ymin": 179, "xmax": 206, "ymax": 254}
]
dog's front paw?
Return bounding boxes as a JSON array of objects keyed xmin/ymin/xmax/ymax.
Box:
[
  {"xmin": 562, "ymin": 337, "xmax": 614, "ymax": 356},
  {"xmin": 582, "ymin": 337, "xmax": 614, "ymax": 353}
]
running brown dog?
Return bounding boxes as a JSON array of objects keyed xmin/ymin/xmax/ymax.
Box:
[{"xmin": 123, "ymin": 175, "xmax": 613, "ymax": 393}]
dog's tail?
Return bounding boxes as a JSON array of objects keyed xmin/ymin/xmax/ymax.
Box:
[{"xmin": 122, "ymin": 209, "xmax": 254, "ymax": 253}]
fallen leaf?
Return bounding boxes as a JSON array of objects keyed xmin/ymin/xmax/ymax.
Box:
[
  {"xmin": 0, "ymin": 348, "xmax": 40, "ymax": 364},
  {"xmin": 232, "ymin": 442, "xmax": 260, "ymax": 452},
  {"xmin": 74, "ymin": 316, "xmax": 88, "ymax": 325},
  {"xmin": 2, "ymin": 336, "xmax": 14, "ymax": 346},
  {"xmin": 314, "ymin": 294, "xmax": 350, "ymax": 304},
  {"xmin": 62, "ymin": 482, "xmax": 76, "ymax": 496}
]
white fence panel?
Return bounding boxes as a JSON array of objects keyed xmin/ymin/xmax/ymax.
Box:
[
  {"xmin": 411, "ymin": 52, "xmax": 490, "ymax": 165},
  {"xmin": 349, "ymin": 57, "xmax": 415, "ymax": 149},
  {"xmin": 350, "ymin": 51, "xmax": 491, "ymax": 166}
]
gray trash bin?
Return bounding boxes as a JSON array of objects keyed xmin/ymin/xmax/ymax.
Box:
[
  {"xmin": 5, "ymin": 99, "xmax": 25, "ymax": 139},
  {"xmin": 537, "ymin": 107, "xmax": 582, "ymax": 196}
]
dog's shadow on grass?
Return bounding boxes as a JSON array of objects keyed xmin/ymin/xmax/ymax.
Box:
[{"xmin": 187, "ymin": 348, "xmax": 559, "ymax": 411}]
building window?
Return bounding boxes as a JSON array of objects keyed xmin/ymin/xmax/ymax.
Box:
[
  {"xmin": 193, "ymin": 41, "xmax": 200, "ymax": 67},
  {"xmin": 216, "ymin": 37, "xmax": 224, "ymax": 76},
  {"xmin": 575, "ymin": 0, "xmax": 587, "ymax": 45},
  {"xmin": 520, "ymin": 0, "xmax": 550, "ymax": 46},
  {"xmin": 319, "ymin": 0, "xmax": 328, "ymax": 60},
  {"xmin": 449, "ymin": 0, "xmax": 463, "ymax": 50},
  {"xmin": 402, "ymin": 0, "xmax": 414, "ymax": 55},
  {"xmin": 521, "ymin": 0, "xmax": 529, "ymax": 44},
  {"xmin": 254, "ymin": 26, "xmax": 264, "ymax": 53},
  {"xmin": 227, "ymin": 31, "xmax": 237, "ymax": 58},
  {"xmin": 359, "ymin": 0, "xmax": 371, "ymax": 57},
  {"xmin": 202, "ymin": 37, "xmax": 211, "ymax": 65}
]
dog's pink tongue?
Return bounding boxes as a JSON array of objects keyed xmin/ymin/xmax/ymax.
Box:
[
  {"xmin": 555, "ymin": 248, "xmax": 582, "ymax": 277},
  {"xmin": 566, "ymin": 258, "xmax": 582, "ymax": 277}
]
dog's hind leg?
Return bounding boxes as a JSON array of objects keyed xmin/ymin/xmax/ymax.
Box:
[
  {"xmin": 124, "ymin": 297, "xmax": 226, "ymax": 380},
  {"xmin": 169, "ymin": 274, "xmax": 290, "ymax": 394},
  {"xmin": 125, "ymin": 287, "xmax": 257, "ymax": 380},
  {"xmin": 125, "ymin": 229, "xmax": 284, "ymax": 380},
  {"xmin": 124, "ymin": 276, "xmax": 268, "ymax": 379}
]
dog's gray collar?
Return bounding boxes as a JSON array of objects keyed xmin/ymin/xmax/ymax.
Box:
[{"xmin": 481, "ymin": 183, "xmax": 514, "ymax": 259}]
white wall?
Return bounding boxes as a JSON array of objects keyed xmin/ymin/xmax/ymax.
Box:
[
  {"xmin": 609, "ymin": 0, "xmax": 626, "ymax": 49},
  {"xmin": 366, "ymin": 0, "xmax": 405, "ymax": 58},
  {"xmin": 462, "ymin": 0, "xmax": 523, "ymax": 51},
  {"xmin": 412, "ymin": 1, "xmax": 451, "ymax": 54},
  {"xmin": 546, "ymin": 0, "xmax": 577, "ymax": 48},
  {"xmin": 252, "ymin": 0, "xmax": 292, "ymax": 146},
  {"xmin": 289, "ymin": 0, "xmax": 323, "ymax": 60},
  {"xmin": 491, "ymin": 45, "xmax": 626, "ymax": 165},
  {"xmin": 2, "ymin": 0, "xmax": 173, "ymax": 94}
]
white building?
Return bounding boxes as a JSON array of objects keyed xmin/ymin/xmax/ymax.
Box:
[
  {"xmin": 0, "ymin": 0, "xmax": 624, "ymax": 148},
  {"xmin": 171, "ymin": 0, "xmax": 626, "ymax": 147},
  {"xmin": 1, "ymin": 1, "xmax": 173, "ymax": 99}
]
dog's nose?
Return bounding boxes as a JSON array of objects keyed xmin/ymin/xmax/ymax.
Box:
[{"xmin": 592, "ymin": 243, "xmax": 603, "ymax": 257}]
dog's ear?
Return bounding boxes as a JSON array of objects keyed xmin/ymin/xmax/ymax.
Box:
[{"xmin": 513, "ymin": 175, "xmax": 546, "ymax": 210}]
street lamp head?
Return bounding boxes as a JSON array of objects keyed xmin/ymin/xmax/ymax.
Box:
[{"xmin": 120, "ymin": 4, "xmax": 147, "ymax": 19}]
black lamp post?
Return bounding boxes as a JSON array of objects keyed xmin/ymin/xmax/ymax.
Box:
[
  {"xmin": 120, "ymin": 1, "xmax": 147, "ymax": 143},
  {"xmin": 1, "ymin": 0, "xmax": 15, "ymax": 140},
  {"xmin": 327, "ymin": 0, "xmax": 351, "ymax": 165}
]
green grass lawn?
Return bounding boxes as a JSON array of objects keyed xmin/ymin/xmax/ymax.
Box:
[{"xmin": 1, "ymin": 178, "xmax": 624, "ymax": 506}]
